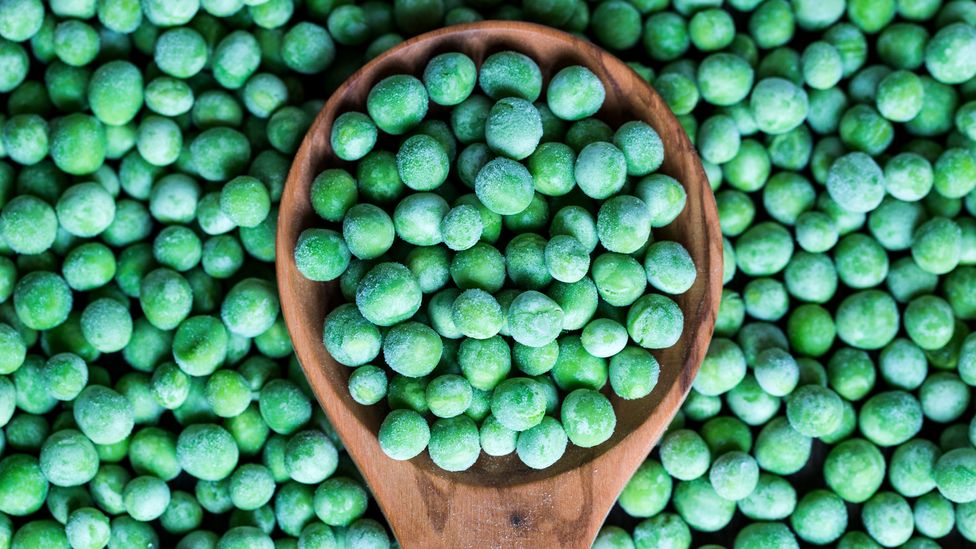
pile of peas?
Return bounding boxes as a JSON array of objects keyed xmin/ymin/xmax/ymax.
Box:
[
  {"xmin": 0, "ymin": 0, "xmax": 973, "ymax": 546},
  {"xmin": 296, "ymin": 50, "xmax": 694, "ymax": 472}
]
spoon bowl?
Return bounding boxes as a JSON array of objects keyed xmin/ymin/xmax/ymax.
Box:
[{"xmin": 277, "ymin": 21, "xmax": 722, "ymax": 549}]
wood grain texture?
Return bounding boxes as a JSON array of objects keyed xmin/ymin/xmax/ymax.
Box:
[{"xmin": 276, "ymin": 21, "xmax": 723, "ymax": 549}]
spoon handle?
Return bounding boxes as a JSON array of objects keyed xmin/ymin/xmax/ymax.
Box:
[{"xmin": 378, "ymin": 463, "xmax": 620, "ymax": 549}]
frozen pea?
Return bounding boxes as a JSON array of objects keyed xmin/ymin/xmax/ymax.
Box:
[
  {"xmin": 343, "ymin": 204, "xmax": 394, "ymax": 260},
  {"xmin": 366, "ymin": 74, "xmax": 428, "ymax": 135},
  {"xmin": 762, "ymin": 172, "xmax": 814, "ymax": 226},
  {"xmin": 597, "ymin": 195, "xmax": 651, "ymax": 254},
  {"xmin": 694, "ymin": 338, "xmax": 747, "ymax": 397},
  {"xmin": 485, "ymin": 97, "xmax": 542, "ymax": 161},
  {"xmin": 527, "ymin": 142, "xmax": 575, "ymax": 197},
  {"xmin": 515, "ymin": 416, "xmax": 567, "ymax": 469},
  {"xmin": 575, "ymin": 142, "xmax": 627, "ymax": 200},
  {"xmin": 592, "ymin": 253, "xmax": 646, "ymax": 307},
  {"xmin": 876, "ymin": 70, "xmax": 924, "ymax": 122},
  {"xmin": 173, "ymin": 315, "xmax": 228, "ymax": 377},
  {"xmin": 785, "ymin": 384, "xmax": 843, "ymax": 437},
  {"xmin": 397, "ymin": 134, "xmax": 448, "ymax": 191},
  {"xmin": 560, "ymin": 388, "xmax": 615, "ymax": 447},
  {"xmin": 697, "ymin": 53, "xmax": 754, "ymax": 106},
  {"xmin": 310, "ymin": 169, "xmax": 356, "ymax": 223},
  {"xmin": 749, "ymin": 77, "xmax": 807, "ymax": 135},
  {"xmin": 190, "ymin": 128, "xmax": 251, "ymax": 182},
  {"xmin": 791, "ymin": 490, "xmax": 848, "ymax": 545},
  {"xmin": 2, "ymin": 115, "xmax": 48, "ymax": 167},
  {"xmin": 139, "ymin": 268, "xmax": 192, "ymax": 331},
  {"xmin": 80, "ymin": 298, "xmax": 132, "ymax": 353},
  {"xmin": 723, "ymin": 138, "xmax": 771, "ymax": 192},
  {"xmin": 672, "ymin": 477, "xmax": 736, "ymax": 532},
  {"xmin": 427, "ymin": 416, "xmax": 479, "ymax": 472},
  {"xmin": 1, "ymin": 195, "xmax": 57, "ymax": 255},
  {"xmin": 660, "ymin": 429, "xmax": 710, "ymax": 481},
  {"xmin": 834, "ymin": 233, "xmax": 889, "ymax": 289},
  {"xmin": 644, "ymin": 241, "xmax": 696, "ymax": 295},
  {"xmin": 440, "ymin": 204, "xmax": 484, "ymax": 250},
  {"xmin": 708, "ymin": 450, "xmax": 759, "ymax": 501},
  {"xmin": 743, "ymin": 278, "xmax": 789, "ymax": 322},
  {"xmin": 934, "ymin": 148, "xmax": 976, "ymax": 199},
  {"xmin": 912, "ymin": 491, "xmax": 955, "ymax": 539},
  {"xmin": 53, "ymin": 20, "xmax": 99, "ymax": 68},
  {"xmin": 579, "ymin": 318, "xmax": 626, "ymax": 359},
  {"xmin": 474, "ymin": 157, "xmax": 534, "ymax": 216},
  {"xmin": 755, "ymin": 417, "xmax": 812, "ymax": 475},
  {"xmin": 478, "ymin": 51, "xmax": 542, "ymax": 102},
  {"xmin": 451, "ymin": 289, "xmax": 503, "ymax": 340},
  {"xmin": 618, "ymin": 459, "xmax": 672, "ymax": 518},
  {"xmin": 73, "ymin": 386, "xmax": 134, "ymax": 446},
  {"xmin": 0, "ymin": 0, "xmax": 44, "ymax": 43},
  {"xmin": 65, "ymin": 507, "xmax": 110, "ymax": 549},
  {"xmin": 904, "ymin": 295, "xmax": 955, "ymax": 351},
  {"xmin": 550, "ymin": 206, "xmax": 599, "ymax": 253},
  {"xmin": 753, "ymin": 348, "xmax": 798, "ymax": 397},
  {"xmin": 154, "ymin": 28, "xmax": 207, "ymax": 79},
  {"xmin": 425, "ymin": 374, "xmax": 472, "ymax": 419},
  {"xmin": 822, "ymin": 438, "xmax": 887, "ymax": 505},
  {"xmin": 505, "ymin": 290, "xmax": 562, "ymax": 348},
  {"xmin": 739, "ymin": 473, "xmax": 797, "ymax": 522},
  {"xmin": 549, "ymin": 335, "xmax": 606, "ymax": 392},
  {"xmin": 802, "ymin": 41, "xmax": 843, "ymax": 90},
  {"xmin": 377, "ymin": 409, "xmax": 429, "ymax": 461},
  {"xmin": 220, "ymin": 176, "xmax": 270, "ymax": 229},
  {"xmin": 860, "ymin": 391, "xmax": 924, "ymax": 447},
  {"xmin": 13, "ymin": 271, "xmax": 72, "ymax": 331},
  {"xmin": 839, "ymin": 104, "xmax": 894, "ymax": 156},
  {"xmin": 861, "ymin": 492, "xmax": 914, "ymax": 547},
  {"xmin": 934, "ymin": 448, "xmax": 976, "ymax": 503},
  {"xmin": 868, "ymin": 198, "xmax": 925, "ymax": 252},
  {"xmin": 545, "ymin": 66, "xmax": 605, "ymax": 122},
  {"xmin": 149, "ymin": 174, "xmax": 200, "ymax": 225},
  {"xmin": 39, "ymin": 429, "xmax": 98, "ymax": 488},
  {"xmin": 613, "ymin": 121, "xmax": 663, "ymax": 176},
  {"xmin": 382, "ymin": 321, "xmax": 442, "ymax": 378},
  {"xmin": 835, "ymin": 290, "xmax": 900, "ymax": 350},
  {"xmin": 420, "ymin": 52, "xmax": 476, "ymax": 107},
  {"xmin": 450, "ymin": 242, "xmax": 506, "ymax": 293},
  {"xmin": 607, "ymin": 345, "xmax": 658, "ymax": 400},
  {"xmin": 406, "ymin": 247, "xmax": 450, "ymax": 295},
  {"xmin": 925, "ymin": 22, "xmax": 976, "ymax": 84},
  {"xmin": 56, "ymin": 183, "xmax": 115, "ymax": 237},
  {"xmin": 87, "ymin": 61, "xmax": 142, "ymax": 128},
  {"xmin": 826, "ymin": 152, "xmax": 885, "ymax": 213},
  {"xmin": 683, "ymin": 391, "xmax": 721, "ymax": 422},
  {"xmin": 294, "ymin": 229, "xmax": 349, "ymax": 282},
  {"xmin": 735, "ymin": 221, "xmax": 794, "ymax": 276},
  {"xmin": 356, "ymin": 263, "xmax": 421, "ymax": 326},
  {"xmin": 503, "ymin": 193, "xmax": 549, "ymax": 234},
  {"xmin": 394, "ymin": 192, "xmax": 449, "ymax": 245},
  {"xmin": 888, "ymin": 438, "xmax": 940, "ymax": 498},
  {"xmin": 542, "ymin": 235, "xmax": 588, "ymax": 284},
  {"xmin": 699, "ymin": 115, "xmax": 741, "ymax": 165},
  {"xmin": 456, "ymin": 336, "xmax": 509, "ymax": 392},
  {"xmin": 654, "ymin": 72, "xmax": 698, "ymax": 115},
  {"xmin": 153, "ymin": 225, "xmax": 202, "ymax": 272},
  {"xmin": 145, "ymin": 77, "xmax": 194, "ymax": 117},
  {"xmin": 122, "ymin": 476, "xmax": 170, "ymax": 522}
]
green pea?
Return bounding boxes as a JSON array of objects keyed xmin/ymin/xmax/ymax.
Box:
[
  {"xmin": 478, "ymin": 51, "xmax": 542, "ymax": 102},
  {"xmin": 422, "ymin": 52, "xmax": 476, "ymax": 107}
]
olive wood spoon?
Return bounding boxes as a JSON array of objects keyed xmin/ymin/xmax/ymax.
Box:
[{"xmin": 276, "ymin": 20, "xmax": 722, "ymax": 549}]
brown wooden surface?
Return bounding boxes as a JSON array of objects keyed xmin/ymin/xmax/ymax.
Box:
[{"xmin": 276, "ymin": 21, "xmax": 723, "ymax": 549}]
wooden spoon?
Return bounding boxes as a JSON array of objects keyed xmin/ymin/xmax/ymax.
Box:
[{"xmin": 276, "ymin": 21, "xmax": 722, "ymax": 549}]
